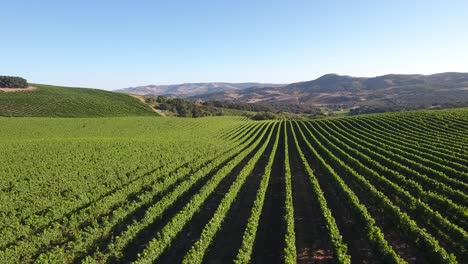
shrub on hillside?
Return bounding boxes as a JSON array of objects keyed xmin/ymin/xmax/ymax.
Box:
[
  {"xmin": 250, "ymin": 111, "xmax": 278, "ymax": 120},
  {"xmin": 0, "ymin": 76, "xmax": 28, "ymax": 88}
]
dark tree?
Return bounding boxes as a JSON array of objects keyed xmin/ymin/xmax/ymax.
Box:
[{"xmin": 0, "ymin": 76, "xmax": 28, "ymax": 88}]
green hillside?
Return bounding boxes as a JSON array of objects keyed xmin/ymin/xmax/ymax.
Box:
[{"xmin": 0, "ymin": 84, "xmax": 157, "ymax": 117}]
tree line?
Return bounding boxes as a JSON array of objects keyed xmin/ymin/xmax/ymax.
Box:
[{"xmin": 145, "ymin": 96, "xmax": 325, "ymax": 119}]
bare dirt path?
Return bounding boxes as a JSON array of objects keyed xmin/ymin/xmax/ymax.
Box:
[
  {"xmin": 130, "ymin": 94, "xmax": 166, "ymax": 116},
  {"xmin": 0, "ymin": 86, "xmax": 37, "ymax": 92}
]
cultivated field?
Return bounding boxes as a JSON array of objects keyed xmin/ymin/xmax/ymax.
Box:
[
  {"xmin": 0, "ymin": 109, "xmax": 466, "ymax": 263},
  {"xmin": 0, "ymin": 84, "xmax": 156, "ymax": 117}
]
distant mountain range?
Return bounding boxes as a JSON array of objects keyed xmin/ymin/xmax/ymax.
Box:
[
  {"xmin": 114, "ymin": 82, "xmax": 285, "ymax": 98},
  {"xmin": 115, "ymin": 72, "xmax": 468, "ymax": 107}
]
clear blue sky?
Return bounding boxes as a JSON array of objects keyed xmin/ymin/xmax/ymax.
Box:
[{"xmin": 2, "ymin": 0, "xmax": 468, "ymax": 90}]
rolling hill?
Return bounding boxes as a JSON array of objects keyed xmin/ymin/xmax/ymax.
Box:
[{"xmin": 0, "ymin": 84, "xmax": 157, "ymax": 117}]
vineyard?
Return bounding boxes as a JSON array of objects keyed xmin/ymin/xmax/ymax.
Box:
[
  {"xmin": 0, "ymin": 84, "xmax": 156, "ymax": 117},
  {"xmin": 0, "ymin": 108, "xmax": 467, "ymax": 263}
]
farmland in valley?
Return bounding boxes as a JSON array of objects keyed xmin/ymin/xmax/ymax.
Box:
[{"xmin": 0, "ymin": 108, "xmax": 466, "ymax": 263}]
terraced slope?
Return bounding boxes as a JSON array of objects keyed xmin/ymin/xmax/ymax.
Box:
[
  {"xmin": 0, "ymin": 84, "xmax": 156, "ymax": 117},
  {"xmin": 0, "ymin": 109, "xmax": 466, "ymax": 263}
]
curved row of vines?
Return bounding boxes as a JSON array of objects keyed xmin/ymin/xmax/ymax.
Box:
[{"xmin": 0, "ymin": 108, "xmax": 466, "ymax": 263}]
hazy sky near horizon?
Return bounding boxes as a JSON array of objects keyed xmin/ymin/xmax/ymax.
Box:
[{"xmin": 2, "ymin": 0, "xmax": 468, "ymax": 90}]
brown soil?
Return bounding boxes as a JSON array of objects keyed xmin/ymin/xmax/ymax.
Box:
[
  {"xmin": 297, "ymin": 248, "xmax": 333, "ymax": 263},
  {"xmin": 0, "ymin": 86, "xmax": 37, "ymax": 92}
]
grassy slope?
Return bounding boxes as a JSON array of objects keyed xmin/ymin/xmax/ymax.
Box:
[{"xmin": 0, "ymin": 84, "xmax": 157, "ymax": 117}]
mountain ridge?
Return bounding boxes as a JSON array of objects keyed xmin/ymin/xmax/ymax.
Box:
[
  {"xmin": 193, "ymin": 72, "xmax": 468, "ymax": 105},
  {"xmin": 115, "ymin": 82, "xmax": 285, "ymax": 97},
  {"xmin": 115, "ymin": 72, "xmax": 468, "ymax": 108}
]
